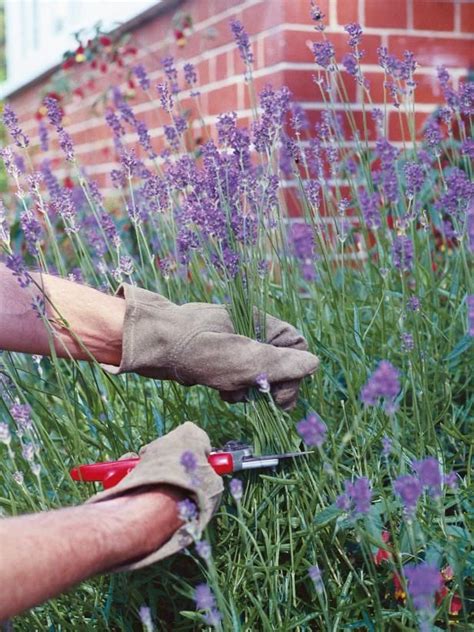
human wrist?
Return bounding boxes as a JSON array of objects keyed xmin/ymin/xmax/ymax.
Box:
[{"xmin": 96, "ymin": 485, "xmax": 186, "ymax": 567}]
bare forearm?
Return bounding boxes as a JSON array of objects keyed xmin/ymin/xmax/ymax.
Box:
[
  {"xmin": 0, "ymin": 487, "xmax": 183, "ymax": 620},
  {"xmin": 0, "ymin": 264, "xmax": 124, "ymax": 365}
]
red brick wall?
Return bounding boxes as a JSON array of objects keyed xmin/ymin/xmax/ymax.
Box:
[{"xmin": 7, "ymin": 0, "xmax": 474, "ymax": 194}]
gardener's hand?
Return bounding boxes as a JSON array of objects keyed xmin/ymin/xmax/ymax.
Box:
[
  {"xmin": 88, "ymin": 422, "xmax": 223, "ymax": 571},
  {"xmin": 103, "ymin": 284, "xmax": 319, "ymax": 410}
]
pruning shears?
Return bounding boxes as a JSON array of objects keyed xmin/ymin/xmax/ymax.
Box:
[{"xmin": 70, "ymin": 441, "xmax": 311, "ymax": 490}]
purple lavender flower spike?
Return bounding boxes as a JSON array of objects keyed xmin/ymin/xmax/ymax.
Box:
[
  {"xmin": 404, "ymin": 562, "xmax": 442, "ymax": 613},
  {"xmin": 443, "ymin": 471, "xmax": 458, "ymax": 489},
  {"xmin": 229, "ymin": 477, "xmax": 243, "ymax": 502},
  {"xmin": 10, "ymin": 403, "xmax": 33, "ymax": 434},
  {"xmin": 296, "ymin": 412, "xmax": 327, "ymax": 447},
  {"xmin": 255, "ymin": 373, "xmax": 270, "ymax": 393},
  {"xmin": 230, "ymin": 19, "xmax": 253, "ymax": 65},
  {"xmin": 6, "ymin": 254, "xmax": 31, "ymax": 288},
  {"xmin": 337, "ymin": 477, "xmax": 372, "ymax": 516},
  {"xmin": 381, "ymin": 435, "xmax": 392, "ymax": 457},
  {"xmin": 133, "ymin": 64, "xmax": 150, "ymax": 91},
  {"xmin": 195, "ymin": 539, "xmax": 212, "ymax": 561},
  {"xmin": 312, "ymin": 41, "xmax": 334, "ymax": 69},
  {"xmin": 309, "ymin": 565, "xmax": 324, "ymax": 593},
  {"xmin": 3, "ymin": 103, "xmax": 29, "ymax": 148},
  {"xmin": 139, "ymin": 605, "xmax": 154, "ymax": 632},
  {"xmin": 181, "ymin": 450, "xmax": 198, "ymax": 474},
  {"xmin": 412, "ymin": 457, "xmax": 442, "ymax": 497},
  {"xmin": 184, "ymin": 62, "xmax": 197, "ymax": 86},
  {"xmin": 194, "ymin": 583, "xmax": 217, "ymax": 611},
  {"xmin": 407, "ymin": 296, "xmax": 421, "ymax": 312},
  {"xmin": 178, "ymin": 498, "xmax": 198, "ymax": 522},
  {"xmin": 360, "ymin": 361, "xmax": 400, "ymax": 412},
  {"xmin": 401, "ymin": 332, "xmax": 414, "ymax": 352},
  {"xmin": 404, "ymin": 162, "xmax": 424, "ymax": 197},
  {"xmin": 344, "ymin": 22, "xmax": 363, "ymax": 48},
  {"xmin": 392, "ymin": 235, "xmax": 414, "ymax": 272},
  {"xmin": 358, "ymin": 188, "xmax": 381, "ymax": 230},
  {"xmin": 393, "ymin": 475, "xmax": 423, "ymax": 516}
]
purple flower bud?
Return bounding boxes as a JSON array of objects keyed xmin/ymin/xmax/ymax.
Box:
[
  {"xmin": 312, "ymin": 41, "xmax": 334, "ymax": 69},
  {"xmin": 309, "ymin": 565, "xmax": 324, "ymax": 593},
  {"xmin": 401, "ymin": 332, "xmax": 414, "ymax": 352},
  {"xmin": 255, "ymin": 373, "xmax": 270, "ymax": 393},
  {"xmin": 3, "ymin": 103, "xmax": 29, "ymax": 148},
  {"xmin": 195, "ymin": 539, "xmax": 212, "ymax": 561},
  {"xmin": 230, "ymin": 19, "xmax": 253, "ymax": 65},
  {"xmin": 180, "ymin": 450, "xmax": 198, "ymax": 474},
  {"xmin": 296, "ymin": 412, "xmax": 327, "ymax": 447},
  {"xmin": 184, "ymin": 62, "xmax": 197, "ymax": 86},
  {"xmin": 13, "ymin": 471, "xmax": 24, "ymax": 485},
  {"xmin": 178, "ymin": 498, "xmax": 198, "ymax": 521},
  {"xmin": 404, "ymin": 162, "xmax": 424, "ymax": 197},
  {"xmin": 22, "ymin": 443, "xmax": 36, "ymax": 463},
  {"xmin": 229, "ymin": 478, "xmax": 243, "ymax": 502},
  {"xmin": 407, "ymin": 296, "xmax": 421, "ymax": 312},
  {"xmin": 360, "ymin": 361, "xmax": 400, "ymax": 412},
  {"xmin": 139, "ymin": 605, "xmax": 154, "ymax": 632},
  {"xmin": 10, "ymin": 403, "xmax": 33, "ymax": 434},
  {"xmin": 6, "ymin": 254, "xmax": 31, "ymax": 288},
  {"xmin": 404, "ymin": 563, "xmax": 442, "ymax": 612},
  {"xmin": 382, "ymin": 435, "xmax": 392, "ymax": 457},
  {"xmin": 412, "ymin": 457, "xmax": 442, "ymax": 495},
  {"xmin": 394, "ymin": 475, "xmax": 423, "ymax": 515},
  {"xmin": 344, "ymin": 22, "xmax": 363, "ymax": 48},
  {"xmin": 443, "ymin": 471, "xmax": 458, "ymax": 489},
  {"xmin": 133, "ymin": 64, "xmax": 150, "ymax": 91},
  {"xmin": 194, "ymin": 583, "xmax": 216, "ymax": 611},
  {"xmin": 358, "ymin": 188, "xmax": 381, "ymax": 230}
]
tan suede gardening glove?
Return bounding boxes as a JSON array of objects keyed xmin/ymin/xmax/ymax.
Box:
[
  {"xmin": 103, "ymin": 284, "xmax": 319, "ymax": 411},
  {"xmin": 87, "ymin": 422, "xmax": 223, "ymax": 571}
]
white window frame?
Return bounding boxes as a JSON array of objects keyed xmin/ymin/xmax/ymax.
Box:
[{"xmin": 1, "ymin": 0, "xmax": 159, "ymax": 98}]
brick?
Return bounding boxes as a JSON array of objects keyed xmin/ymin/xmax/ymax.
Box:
[
  {"xmin": 365, "ymin": 0, "xmax": 408, "ymax": 28},
  {"xmin": 460, "ymin": 2, "xmax": 474, "ymax": 33},
  {"xmin": 337, "ymin": 0, "xmax": 359, "ymax": 25},
  {"xmin": 240, "ymin": 1, "xmax": 285, "ymax": 37},
  {"xmin": 413, "ymin": 1, "xmax": 455, "ymax": 31},
  {"xmin": 206, "ymin": 83, "xmax": 240, "ymax": 115},
  {"xmin": 282, "ymin": 0, "xmax": 330, "ymax": 24},
  {"xmin": 388, "ymin": 34, "xmax": 473, "ymax": 67}
]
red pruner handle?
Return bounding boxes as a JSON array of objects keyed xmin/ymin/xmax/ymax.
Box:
[
  {"xmin": 208, "ymin": 452, "xmax": 234, "ymax": 475},
  {"xmin": 70, "ymin": 457, "xmax": 140, "ymax": 489},
  {"xmin": 70, "ymin": 452, "xmax": 234, "ymax": 490}
]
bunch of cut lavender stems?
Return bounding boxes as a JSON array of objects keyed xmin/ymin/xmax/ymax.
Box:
[{"xmin": 0, "ymin": 8, "xmax": 472, "ymax": 631}]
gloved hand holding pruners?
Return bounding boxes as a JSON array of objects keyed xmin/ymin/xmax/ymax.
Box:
[{"xmin": 0, "ymin": 266, "xmax": 319, "ymax": 618}]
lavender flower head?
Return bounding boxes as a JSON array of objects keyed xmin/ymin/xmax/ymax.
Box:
[
  {"xmin": 229, "ymin": 477, "xmax": 243, "ymax": 502},
  {"xmin": 412, "ymin": 457, "xmax": 442, "ymax": 497},
  {"xmin": 180, "ymin": 450, "xmax": 197, "ymax": 474},
  {"xmin": 178, "ymin": 498, "xmax": 198, "ymax": 521},
  {"xmin": 407, "ymin": 296, "xmax": 421, "ymax": 312},
  {"xmin": 230, "ymin": 19, "xmax": 253, "ymax": 65},
  {"xmin": 336, "ymin": 477, "xmax": 372, "ymax": 516},
  {"xmin": 393, "ymin": 475, "xmax": 423, "ymax": 516},
  {"xmin": 133, "ymin": 64, "xmax": 150, "ymax": 91},
  {"xmin": 6, "ymin": 254, "xmax": 31, "ymax": 288},
  {"xmin": 313, "ymin": 41, "xmax": 334, "ymax": 69},
  {"xmin": 360, "ymin": 361, "xmax": 400, "ymax": 413},
  {"xmin": 344, "ymin": 22, "xmax": 363, "ymax": 48},
  {"xmin": 139, "ymin": 605, "xmax": 154, "ymax": 632},
  {"xmin": 3, "ymin": 103, "xmax": 29, "ymax": 148},
  {"xmin": 404, "ymin": 562, "xmax": 442, "ymax": 613},
  {"xmin": 296, "ymin": 412, "xmax": 327, "ymax": 447},
  {"xmin": 381, "ymin": 435, "xmax": 392, "ymax": 457},
  {"xmin": 255, "ymin": 372, "xmax": 270, "ymax": 393},
  {"xmin": 309, "ymin": 565, "xmax": 324, "ymax": 593},
  {"xmin": 10, "ymin": 403, "xmax": 33, "ymax": 434},
  {"xmin": 358, "ymin": 188, "xmax": 381, "ymax": 230},
  {"xmin": 195, "ymin": 538, "xmax": 212, "ymax": 561},
  {"xmin": 194, "ymin": 584, "xmax": 221, "ymax": 628}
]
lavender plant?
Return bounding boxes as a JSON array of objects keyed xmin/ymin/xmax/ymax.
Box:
[{"xmin": 0, "ymin": 7, "xmax": 472, "ymax": 630}]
